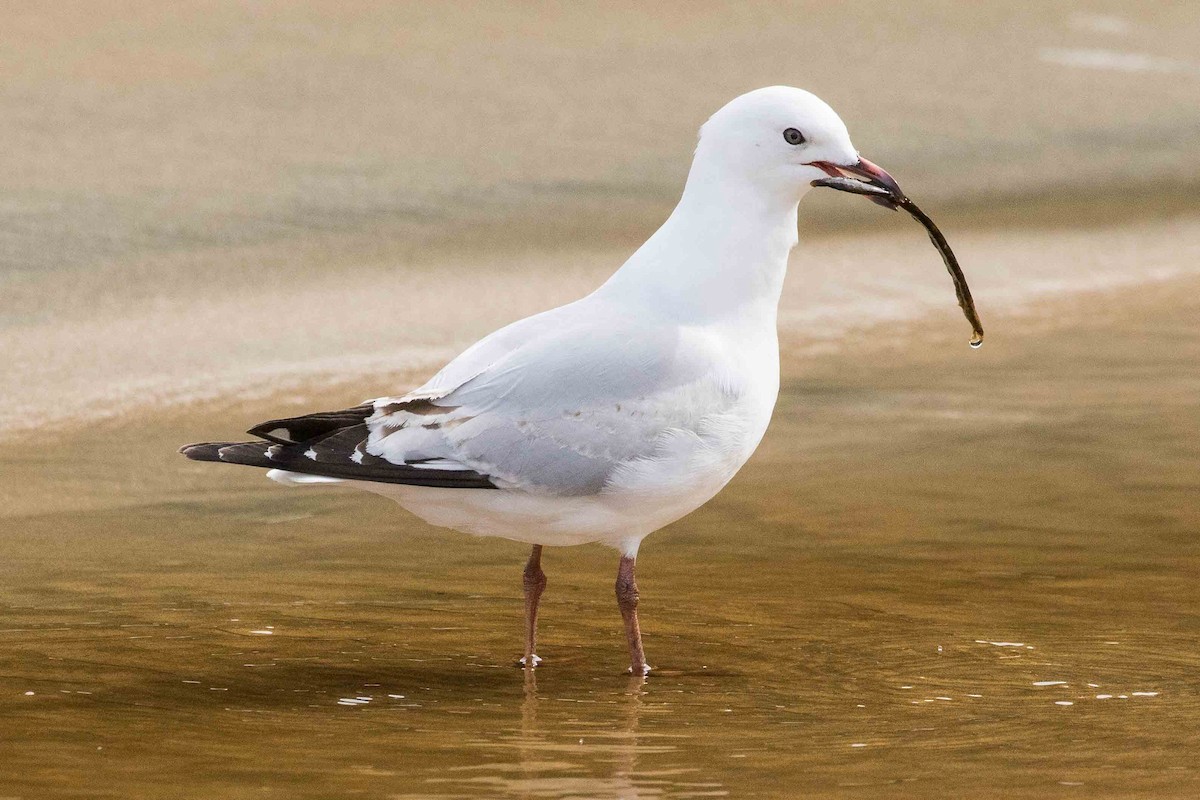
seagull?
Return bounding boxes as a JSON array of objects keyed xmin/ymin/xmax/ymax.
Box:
[{"xmin": 181, "ymin": 86, "xmax": 909, "ymax": 675}]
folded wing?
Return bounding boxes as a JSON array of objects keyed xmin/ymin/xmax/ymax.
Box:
[{"xmin": 181, "ymin": 303, "xmax": 738, "ymax": 496}]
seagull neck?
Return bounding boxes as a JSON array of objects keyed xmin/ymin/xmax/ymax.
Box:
[{"xmin": 598, "ymin": 164, "xmax": 801, "ymax": 324}]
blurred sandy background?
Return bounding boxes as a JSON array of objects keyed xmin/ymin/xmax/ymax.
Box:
[{"xmin": 2, "ymin": 0, "xmax": 1199, "ymax": 437}]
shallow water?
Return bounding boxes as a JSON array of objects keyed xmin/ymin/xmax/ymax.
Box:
[{"xmin": 3, "ymin": 281, "xmax": 1198, "ymax": 798}]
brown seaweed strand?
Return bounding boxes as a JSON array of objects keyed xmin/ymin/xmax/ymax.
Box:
[{"xmin": 897, "ymin": 197, "xmax": 985, "ymax": 347}]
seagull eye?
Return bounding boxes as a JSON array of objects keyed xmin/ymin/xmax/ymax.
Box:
[{"xmin": 783, "ymin": 128, "xmax": 806, "ymax": 146}]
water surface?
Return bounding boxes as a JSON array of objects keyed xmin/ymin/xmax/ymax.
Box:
[{"xmin": 3, "ymin": 281, "xmax": 1198, "ymax": 798}]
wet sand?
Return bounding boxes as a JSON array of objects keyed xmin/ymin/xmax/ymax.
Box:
[
  {"xmin": 5, "ymin": 212, "xmax": 1199, "ymax": 441},
  {"xmin": 3, "ymin": 274, "xmax": 1199, "ymax": 798}
]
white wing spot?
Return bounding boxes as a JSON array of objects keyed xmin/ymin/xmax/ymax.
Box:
[{"xmin": 304, "ymin": 449, "xmax": 318, "ymax": 460}]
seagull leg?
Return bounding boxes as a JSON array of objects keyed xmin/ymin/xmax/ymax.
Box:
[
  {"xmin": 616, "ymin": 555, "xmax": 650, "ymax": 675},
  {"xmin": 520, "ymin": 544, "xmax": 546, "ymax": 667}
]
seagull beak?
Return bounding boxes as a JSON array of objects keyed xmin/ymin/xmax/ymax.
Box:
[
  {"xmin": 810, "ymin": 156, "xmax": 906, "ymax": 205},
  {"xmin": 839, "ymin": 157, "xmax": 904, "ymax": 199}
]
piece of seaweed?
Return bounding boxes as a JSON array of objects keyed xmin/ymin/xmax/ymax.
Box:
[{"xmin": 812, "ymin": 176, "xmax": 984, "ymax": 348}]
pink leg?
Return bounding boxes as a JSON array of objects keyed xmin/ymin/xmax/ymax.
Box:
[
  {"xmin": 520, "ymin": 545, "xmax": 547, "ymax": 667},
  {"xmin": 616, "ymin": 555, "xmax": 650, "ymax": 675}
]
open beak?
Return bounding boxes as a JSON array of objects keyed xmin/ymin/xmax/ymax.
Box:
[{"xmin": 810, "ymin": 156, "xmax": 905, "ymax": 205}]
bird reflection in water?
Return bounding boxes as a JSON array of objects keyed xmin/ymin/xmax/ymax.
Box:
[{"xmin": 508, "ymin": 666, "xmax": 674, "ymax": 800}]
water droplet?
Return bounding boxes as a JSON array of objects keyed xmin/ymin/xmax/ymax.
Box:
[{"xmin": 969, "ymin": 336, "xmax": 983, "ymax": 349}]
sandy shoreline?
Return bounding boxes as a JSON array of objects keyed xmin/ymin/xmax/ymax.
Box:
[
  {"xmin": 5, "ymin": 265, "xmax": 1198, "ymax": 522},
  {"xmin": 5, "ymin": 0, "xmax": 1200, "ymax": 442},
  {"xmin": 5, "ymin": 210, "xmax": 1200, "ymax": 442}
]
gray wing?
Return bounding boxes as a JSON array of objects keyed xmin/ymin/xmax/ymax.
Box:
[
  {"xmin": 365, "ymin": 318, "xmax": 740, "ymax": 495},
  {"xmin": 182, "ymin": 305, "xmax": 741, "ymax": 494}
]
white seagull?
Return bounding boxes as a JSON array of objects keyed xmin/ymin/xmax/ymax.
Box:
[{"xmin": 182, "ymin": 86, "xmax": 911, "ymax": 675}]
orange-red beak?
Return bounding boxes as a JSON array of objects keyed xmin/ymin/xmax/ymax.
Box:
[{"xmin": 810, "ymin": 156, "xmax": 905, "ymax": 202}]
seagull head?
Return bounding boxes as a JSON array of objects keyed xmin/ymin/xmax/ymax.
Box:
[{"xmin": 695, "ymin": 86, "xmax": 901, "ymax": 204}]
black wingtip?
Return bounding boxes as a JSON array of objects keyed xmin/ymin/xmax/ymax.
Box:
[
  {"xmin": 179, "ymin": 442, "xmax": 233, "ymax": 462},
  {"xmin": 246, "ymin": 404, "xmax": 375, "ymax": 445},
  {"xmin": 245, "ymin": 422, "xmax": 295, "ymax": 445}
]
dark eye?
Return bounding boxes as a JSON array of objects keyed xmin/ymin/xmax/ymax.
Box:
[{"xmin": 783, "ymin": 128, "xmax": 806, "ymax": 146}]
